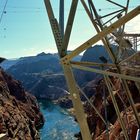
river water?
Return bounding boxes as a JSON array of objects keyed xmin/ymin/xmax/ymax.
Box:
[{"xmin": 39, "ymin": 100, "xmax": 80, "ymax": 140}]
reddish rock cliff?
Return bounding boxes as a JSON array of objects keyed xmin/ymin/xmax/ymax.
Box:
[
  {"xmin": 84, "ymin": 75, "xmax": 140, "ymax": 140},
  {"xmin": 0, "ymin": 68, "xmax": 44, "ymax": 140}
]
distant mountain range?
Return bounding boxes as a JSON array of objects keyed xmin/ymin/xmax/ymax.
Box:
[
  {"xmin": 0, "ymin": 46, "xmax": 135, "ymax": 101},
  {"xmin": 75, "ymin": 44, "xmax": 135, "ymax": 84},
  {"xmin": 0, "ymin": 58, "xmax": 19, "ymax": 69},
  {"xmin": 76, "ymin": 45, "xmax": 114, "ymax": 83},
  {"xmin": 0, "ymin": 52, "xmax": 81, "ymax": 100}
]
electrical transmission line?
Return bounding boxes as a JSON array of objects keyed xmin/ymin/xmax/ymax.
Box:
[{"xmin": 0, "ymin": 0, "xmax": 8, "ymax": 24}]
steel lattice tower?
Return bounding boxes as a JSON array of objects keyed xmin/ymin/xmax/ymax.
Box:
[{"xmin": 44, "ymin": 1, "xmax": 140, "ymax": 139}]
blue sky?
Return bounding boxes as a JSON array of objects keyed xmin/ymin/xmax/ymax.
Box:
[{"xmin": 0, "ymin": 0, "xmax": 140, "ymax": 58}]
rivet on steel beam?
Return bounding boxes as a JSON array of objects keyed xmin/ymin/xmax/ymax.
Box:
[{"xmin": 73, "ymin": 93, "xmax": 77, "ymax": 99}]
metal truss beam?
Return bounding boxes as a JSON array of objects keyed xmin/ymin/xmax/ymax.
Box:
[
  {"xmin": 104, "ymin": 76, "xmax": 129, "ymax": 140},
  {"xmin": 62, "ymin": 63, "xmax": 92, "ymax": 140},
  {"xmin": 44, "ymin": 0, "xmax": 140, "ymax": 139},
  {"xmin": 80, "ymin": 1, "xmax": 140, "ymax": 129},
  {"xmin": 80, "ymin": 0, "xmax": 116, "ymax": 62},
  {"xmin": 59, "ymin": 0, "xmax": 64, "ymax": 37},
  {"xmin": 44, "ymin": 1, "xmax": 92, "ymax": 139},
  {"xmin": 71, "ymin": 61, "xmax": 115, "ymax": 67},
  {"xmin": 61, "ymin": 0, "xmax": 79, "ymax": 57},
  {"xmin": 44, "ymin": 0, "xmax": 62, "ymax": 55},
  {"xmin": 71, "ymin": 64, "xmax": 140, "ymax": 82},
  {"xmin": 61, "ymin": 6, "xmax": 140, "ymax": 61},
  {"xmin": 119, "ymin": 51, "xmax": 140, "ymax": 65}
]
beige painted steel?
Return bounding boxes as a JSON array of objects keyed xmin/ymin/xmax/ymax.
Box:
[
  {"xmin": 84, "ymin": 0, "xmax": 140, "ymax": 128},
  {"xmin": 61, "ymin": 0, "xmax": 78, "ymax": 57},
  {"xmin": 71, "ymin": 61, "xmax": 115, "ymax": 67},
  {"xmin": 61, "ymin": 6, "xmax": 140, "ymax": 60},
  {"xmin": 119, "ymin": 51, "xmax": 140, "ymax": 65},
  {"xmin": 62, "ymin": 63, "xmax": 92, "ymax": 140},
  {"xmin": 77, "ymin": 84, "xmax": 107, "ymax": 124},
  {"xmin": 71, "ymin": 61, "xmax": 140, "ymax": 72},
  {"xmin": 104, "ymin": 76, "xmax": 129, "ymax": 140},
  {"xmin": 71, "ymin": 64, "xmax": 140, "ymax": 82},
  {"xmin": 0, "ymin": 134, "xmax": 7, "ymax": 140},
  {"xmin": 122, "ymin": 80, "xmax": 140, "ymax": 126},
  {"xmin": 44, "ymin": 1, "xmax": 92, "ymax": 139},
  {"xmin": 120, "ymin": 66, "xmax": 140, "ymax": 72},
  {"xmin": 44, "ymin": 0, "xmax": 62, "ymax": 55},
  {"xmin": 80, "ymin": 0, "xmax": 116, "ymax": 62},
  {"xmin": 44, "ymin": 0, "xmax": 140, "ymax": 139}
]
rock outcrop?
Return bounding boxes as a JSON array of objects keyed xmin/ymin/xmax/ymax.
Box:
[
  {"xmin": 74, "ymin": 51, "xmax": 140, "ymax": 140},
  {"xmin": 0, "ymin": 68, "xmax": 44, "ymax": 140},
  {"xmin": 83, "ymin": 72, "xmax": 140, "ymax": 140}
]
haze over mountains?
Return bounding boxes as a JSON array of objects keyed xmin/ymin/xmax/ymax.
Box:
[
  {"xmin": 0, "ymin": 52, "xmax": 83, "ymax": 100},
  {"xmin": 1, "ymin": 53, "xmax": 64, "ymax": 99},
  {"xmin": 0, "ymin": 45, "xmax": 135, "ymax": 101}
]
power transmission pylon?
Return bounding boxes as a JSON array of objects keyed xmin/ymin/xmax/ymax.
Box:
[
  {"xmin": 44, "ymin": 0, "xmax": 140, "ymax": 139},
  {"xmin": 124, "ymin": 33, "xmax": 140, "ymax": 51}
]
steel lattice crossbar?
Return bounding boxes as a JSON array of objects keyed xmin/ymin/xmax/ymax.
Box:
[{"xmin": 44, "ymin": 0, "xmax": 140, "ymax": 139}]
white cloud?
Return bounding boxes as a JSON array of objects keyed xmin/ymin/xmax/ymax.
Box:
[
  {"xmin": 21, "ymin": 44, "xmax": 58, "ymax": 57},
  {"xmin": 125, "ymin": 15, "xmax": 140, "ymax": 33}
]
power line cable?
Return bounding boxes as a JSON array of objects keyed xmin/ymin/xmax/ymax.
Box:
[
  {"xmin": 2, "ymin": 10, "xmax": 43, "ymax": 13},
  {"xmin": 0, "ymin": 5, "xmax": 137, "ymax": 12},
  {"xmin": 0, "ymin": 0, "xmax": 8, "ymax": 24}
]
